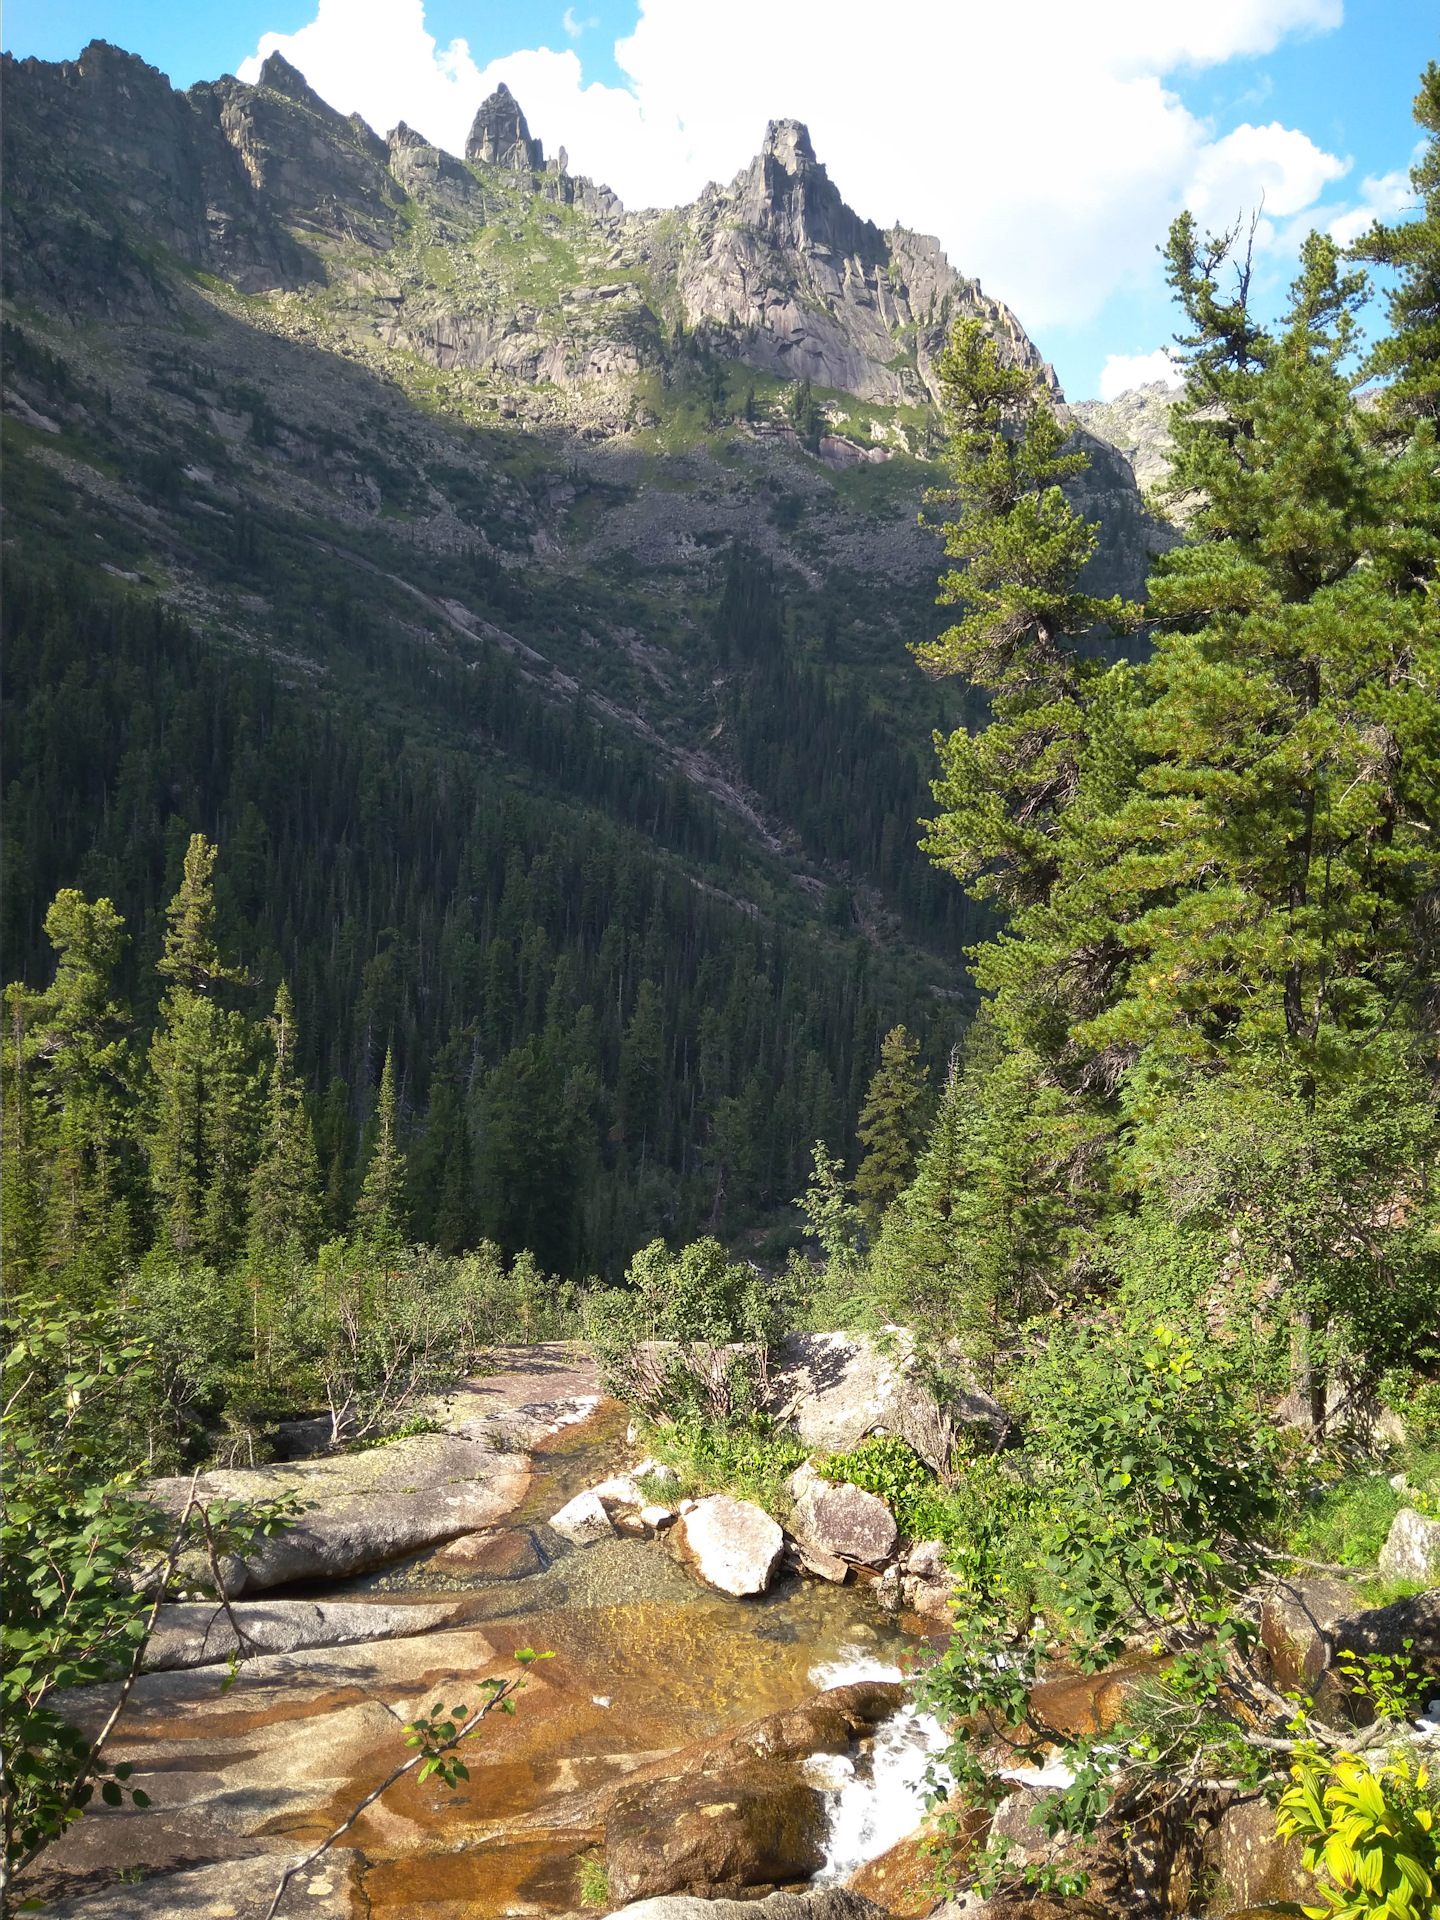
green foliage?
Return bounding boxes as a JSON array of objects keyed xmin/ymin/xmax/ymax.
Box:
[
  {"xmin": 852, "ymin": 1025, "xmax": 929, "ymax": 1221},
  {"xmin": 643, "ymin": 1415, "xmax": 808, "ymax": 1515},
  {"xmin": 587, "ymin": 1236, "xmax": 785, "ymax": 1426},
  {"xmin": 1277, "ymin": 1752, "xmax": 1440, "ymax": 1920},
  {"xmin": 917, "ymin": 319, "xmax": 1137, "ymax": 914},
  {"xmin": 1351, "ymin": 62, "xmax": 1440, "ymax": 425},
  {"xmin": 1, "ymin": 1296, "xmax": 296, "ymax": 1888},
  {"xmin": 1018, "ymin": 1320, "xmax": 1280, "ymax": 1659},
  {"xmin": 578, "ymin": 1854, "xmax": 610, "ymax": 1908}
]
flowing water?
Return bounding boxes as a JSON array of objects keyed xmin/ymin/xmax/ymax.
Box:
[
  {"xmin": 317, "ymin": 1403, "xmax": 945, "ymax": 1913},
  {"xmin": 62, "ymin": 1394, "xmax": 949, "ymax": 1917}
]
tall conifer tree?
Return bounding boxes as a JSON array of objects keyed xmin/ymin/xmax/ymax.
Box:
[
  {"xmin": 248, "ymin": 981, "xmax": 322, "ymax": 1257},
  {"xmin": 147, "ymin": 834, "xmax": 263, "ymax": 1265}
]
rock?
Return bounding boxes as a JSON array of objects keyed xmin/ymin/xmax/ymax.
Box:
[
  {"xmin": 614, "ymin": 1891, "xmax": 886, "ymax": 1920},
  {"xmin": 549, "ymin": 1488, "xmax": 615, "ymax": 1545},
  {"xmin": 903, "ymin": 1576, "xmax": 954, "ymax": 1621},
  {"xmin": 1335, "ymin": 1586, "xmax": 1440, "ymax": 1668},
  {"xmin": 36, "ymin": 1848, "xmax": 364, "ymax": 1918},
  {"xmin": 787, "ymin": 1462, "xmax": 897, "ymax": 1565},
  {"xmin": 465, "ymin": 81, "xmax": 543, "ymax": 171},
  {"xmin": 1214, "ymin": 1795, "xmax": 1321, "ymax": 1912},
  {"xmin": 635, "ymin": 1459, "xmax": 681, "ymax": 1488},
  {"xmin": 591, "ymin": 1472, "xmax": 645, "ymax": 1506},
  {"xmin": 1260, "ymin": 1577, "xmax": 1361, "ymax": 1693},
  {"xmin": 428, "ymin": 1526, "xmax": 545, "ymax": 1577},
  {"xmin": 874, "ymin": 1564, "xmax": 904, "ymax": 1612},
  {"xmin": 673, "ymin": 1495, "xmax": 783, "ymax": 1596},
  {"xmin": 1029, "ymin": 1664, "xmax": 1155, "ymax": 1738},
  {"xmin": 605, "ymin": 1758, "xmax": 827, "ymax": 1902},
  {"xmin": 143, "ymin": 1597, "xmax": 470, "ymax": 1671},
  {"xmin": 845, "ymin": 1811, "xmax": 988, "ymax": 1916},
  {"xmin": 698, "ymin": 1682, "xmax": 905, "ymax": 1769},
  {"xmin": 793, "ymin": 1538, "xmax": 849, "ymax": 1583},
  {"xmin": 1380, "ymin": 1508, "xmax": 1440, "ymax": 1583},
  {"xmin": 905, "ymin": 1539, "xmax": 948, "ymax": 1579},
  {"xmin": 765, "ymin": 1330, "xmax": 1003, "ymax": 1470},
  {"xmin": 641, "ymin": 1504, "xmax": 678, "ymax": 1529},
  {"xmin": 144, "ymin": 1431, "xmax": 530, "ymax": 1594}
]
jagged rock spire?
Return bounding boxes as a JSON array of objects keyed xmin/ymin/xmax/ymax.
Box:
[{"xmin": 465, "ymin": 82, "xmax": 543, "ymax": 171}]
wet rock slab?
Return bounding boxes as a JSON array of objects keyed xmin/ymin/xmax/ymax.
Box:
[
  {"xmin": 144, "ymin": 1596, "xmax": 477, "ymax": 1670},
  {"xmin": 147, "ymin": 1431, "xmax": 532, "ymax": 1593}
]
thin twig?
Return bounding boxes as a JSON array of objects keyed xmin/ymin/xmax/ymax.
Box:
[{"xmin": 261, "ymin": 1677, "xmax": 520, "ymax": 1920}]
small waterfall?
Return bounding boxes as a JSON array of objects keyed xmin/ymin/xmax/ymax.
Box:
[{"xmin": 804, "ymin": 1648, "xmax": 953, "ymax": 1885}]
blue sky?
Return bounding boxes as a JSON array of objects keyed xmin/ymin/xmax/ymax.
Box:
[{"xmin": 5, "ymin": 1, "xmax": 1434, "ymax": 399}]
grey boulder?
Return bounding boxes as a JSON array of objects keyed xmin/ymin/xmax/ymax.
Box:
[
  {"xmin": 764, "ymin": 1329, "xmax": 1002, "ymax": 1470},
  {"xmin": 1380, "ymin": 1508, "xmax": 1440, "ymax": 1584},
  {"xmin": 143, "ymin": 1598, "xmax": 471, "ymax": 1671},
  {"xmin": 674, "ymin": 1494, "xmax": 783, "ymax": 1596},
  {"xmin": 786, "ymin": 1463, "xmax": 896, "ymax": 1565}
]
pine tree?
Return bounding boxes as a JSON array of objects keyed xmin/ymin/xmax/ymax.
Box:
[
  {"xmin": 1, "ymin": 891, "xmax": 137, "ymax": 1294},
  {"xmin": 1351, "ymin": 62, "xmax": 1440, "ymax": 424},
  {"xmin": 147, "ymin": 835, "xmax": 263, "ymax": 1266},
  {"xmin": 618, "ymin": 979, "xmax": 664, "ymax": 1148},
  {"xmin": 354, "ymin": 1048, "xmax": 406, "ymax": 1246},
  {"xmin": 917, "ymin": 320, "xmax": 1138, "ymax": 913},
  {"xmin": 248, "ymin": 981, "xmax": 322, "ymax": 1257},
  {"xmin": 852, "ymin": 1025, "xmax": 929, "ymax": 1222}
]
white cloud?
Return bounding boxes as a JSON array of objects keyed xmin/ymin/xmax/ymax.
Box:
[
  {"xmin": 562, "ymin": 9, "xmax": 600, "ymax": 40},
  {"xmin": 1326, "ymin": 164, "xmax": 1415, "ymax": 247},
  {"xmin": 1099, "ymin": 350, "xmax": 1185, "ymax": 401},
  {"xmin": 237, "ymin": 0, "xmax": 1371, "ymax": 337}
]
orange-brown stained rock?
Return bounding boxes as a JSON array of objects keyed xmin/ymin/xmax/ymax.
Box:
[
  {"xmin": 844, "ymin": 1808, "xmax": 990, "ymax": 1917},
  {"xmin": 605, "ymin": 1758, "xmax": 827, "ymax": 1902},
  {"xmin": 429, "ymin": 1527, "xmax": 545, "ymax": 1578},
  {"xmin": 1028, "ymin": 1655, "xmax": 1163, "ymax": 1739}
]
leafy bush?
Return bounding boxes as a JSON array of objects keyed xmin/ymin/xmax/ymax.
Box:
[
  {"xmin": 642, "ymin": 1414, "xmax": 807, "ymax": 1515},
  {"xmin": 1277, "ymin": 1751, "xmax": 1439, "ymax": 1920},
  {"xmin": 586, "ymin": 1237, "xmax": 785, "ymax": 1426}
]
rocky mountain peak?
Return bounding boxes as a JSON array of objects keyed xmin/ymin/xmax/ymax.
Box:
[
  {"xmin": 761, "ymin": 118, "xmax": 817, "ymax": 170},
  {"xmin": 466, "ymin": 82, "xmax": 543, "ymax": 172},
  {"xmin": 257, "ymin": 51, "xmax": 317, "ymax": 103}
]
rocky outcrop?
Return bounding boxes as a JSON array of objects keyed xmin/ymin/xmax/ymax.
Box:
[
  {"xmin": 673, "ymin": 1494, "xmax": 784, "ymax": 1595},
  {"xmin": 38, "ymin": 1849, "xmax": 365, "ymax": 1919},
  {"xmin": 606, "ymin": 1759, "xmax": 828, "ymax": 1902},
  {"xmin": 1335, "ymin": 1584, "xmax": 1440, "ymax": 1666},
  {"xmin": 1380, "ymin": 1507, "xmax": 1440, "ymax": 1583},
  {"xmin": 1259, "ymin": 1576, "xmax": 1362, "ymax": 1693},
  {"xmin": 466, "ymin": 82, "xmax": 544, "ymax": 171},
  {"xmin": 145, "ymin": 1430, "xmax": 530, "ymax": 1593},
  {"xmin": 766, "ymin": 1329, "xmax": 1003, "ymax": 1470},
  {"xmin": 675, "ymin": 119, "xmax": 1053, "ymax": 409},
  {"xmin": 787, "ymin": 1462, "xmax": 897, "ymax": 1564}
]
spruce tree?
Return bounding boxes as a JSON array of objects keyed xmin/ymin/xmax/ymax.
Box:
[
  {"xmin": 248, "ymin": 981, "xmax": 322, "ymax": 1257},
  {"xmin": 918, "ymin": 320, "xmax": 1138, "ymax": 912},
  {"xmin": 852, "ymin": 1025, "xmax": 929, "ymax": 1222},
  {"xmin": 354, "ymin": 1048, "xmax": 406, "ymax": 1246},
  {"xmin": 147, "ymin": 835, "xmax": 263, "ymax": 1266},
  {"xmin": 1, "ymin": 891, "xmax": 136, "ymax": 1295}
]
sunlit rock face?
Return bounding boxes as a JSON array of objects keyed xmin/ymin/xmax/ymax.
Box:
[{"xmin": 675, "ymin": 117, "xmax": 1054, "ymax": 407}]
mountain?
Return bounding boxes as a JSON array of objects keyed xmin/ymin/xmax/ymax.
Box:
[{"xmin": 0, "ymin": 41, "xmax": 1173, "ymax": 1272}]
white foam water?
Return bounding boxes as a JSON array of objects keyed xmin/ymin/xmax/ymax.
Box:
[{"xmin": 805, "ymin": 1647, "xmax": 952, "ymax": 1885}]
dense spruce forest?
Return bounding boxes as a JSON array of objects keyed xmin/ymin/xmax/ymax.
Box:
[{"xmin": 2, "ymin": 534, "xmax": 973, "ymax": 1279}]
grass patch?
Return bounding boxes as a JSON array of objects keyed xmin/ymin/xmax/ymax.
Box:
[
  {"xmin": 640, "ymin": 1415, "xmax": 807, "ymax": 1517},
  {"xmin": 1281, "ymin": 1443, "xmax": 1440, "ymax": 1569}
]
